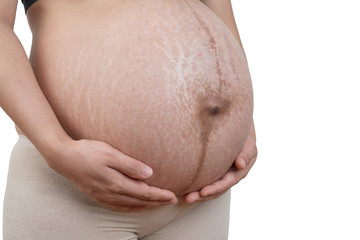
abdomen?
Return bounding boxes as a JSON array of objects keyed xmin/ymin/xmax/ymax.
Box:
[{"xmin": 29, "ymin": 0, "xmax": 253, "ymax": 195}]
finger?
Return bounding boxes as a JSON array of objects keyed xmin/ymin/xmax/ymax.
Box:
[
  {"xmin": 183, "ymin": 169, "xmax": 244, "ymax": 203},
  {"xmin": 202, "ymin": 155, "xmax": 257, "ymax": 197},
  {"xmin": 236, "ymin": 158, "xmax": 247, "ymax": 170},
  {"xmin": 249, "ymin": 119, "xmax": 256, "ymax": 141},
  {"xmin": 183, "ymin": 191, "xmax": 201, "ymax": 204},
  {"xmin": 200, "ymin": 170, "xmax": 238, "ymax": 197},
  {"xmin": 190, "ymin": 191, "xmax": 225, "ymax": 203},
  {"xmin": 235, "ymin": 136, "xmax": 257, "ymax": 169},
  {"xmin": 106, "ymin": 168, "xmax": 177, "ymax": 202},
  {"xmin": 242, "ymin": 153, "xmax": 257, "ymax": 173},
  {"xmin": 183, "ymin": 190, "xmax": 225, "ymax": 203},
  {"xmin": 185, "ymin": 152, "xmax": 258, "ymax": 203},
  {"xmin": 107, "ymin": 148, "xmax": 153, "ymax": 180},
  {"xmin": 234, "ymin": 120, "xmax": 256, "ymax": 169}
]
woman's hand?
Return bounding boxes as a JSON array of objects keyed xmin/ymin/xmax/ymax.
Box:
[
  {"xmin": 45, "ymin": 138, "xmax": 177, "ymax": 211},
  {"xmin": 183, "ymin": 120, "xmax": 257, "ymax": 203}
]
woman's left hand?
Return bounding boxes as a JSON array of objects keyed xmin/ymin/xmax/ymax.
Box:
[{"xmin": 183, "ymin": 119, "xmax": 257, "ymax": 203}]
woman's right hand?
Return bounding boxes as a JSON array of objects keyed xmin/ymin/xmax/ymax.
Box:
[{"xmin": 44, "ymin": 138, "xmax": 177, "ymax": 211}]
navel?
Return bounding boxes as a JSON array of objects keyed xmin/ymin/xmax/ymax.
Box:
[
  {"xmin": 182, "ymin": 97, "xmax": 231, "ymax": 191},
  {"xmin": 205, "ymin": 99, "xmax": 231, "ymax": 117},
  {"xmin": 211, "ymin": 106, "xmax": 220, "ymax": 115}
]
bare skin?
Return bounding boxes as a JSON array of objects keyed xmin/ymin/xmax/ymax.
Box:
[{"xmin": 0, "ymin": 0, "xmax": 257, "ymax": 211}]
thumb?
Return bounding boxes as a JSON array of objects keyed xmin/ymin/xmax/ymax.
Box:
[{"xmin": 234, "ymin": 138, "xmax": 256, "ymax": 170}]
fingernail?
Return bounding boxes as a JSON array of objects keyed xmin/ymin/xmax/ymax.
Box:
[
  {"xmin": 240, "ymin": 159, "xmax": 246, "ymax": 169},
  {"xmin": 170, "ymin": 197, "xmax": 178, "ymax": 204},
  {"xmin": 201, "ymin": 191, "xmax": 208, "ymax": 197},
  {"xmin": 142, "ymin": 166, "xmax": 153, "ymax": 178}
]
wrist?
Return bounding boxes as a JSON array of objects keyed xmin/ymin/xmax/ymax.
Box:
[{"xmin": 36, "ymin": 130, "xmax": 73, "ymax": 169}]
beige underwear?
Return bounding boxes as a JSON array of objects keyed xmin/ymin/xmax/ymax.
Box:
[{"xmin": 3, "ymin": 134, "xmax": 231, "ymax": 240}]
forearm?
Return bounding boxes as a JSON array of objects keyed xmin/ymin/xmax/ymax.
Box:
[
  {"xmin": 201, "ymin": 0, "xmax": 247, "ymax": 60},
  {"xmin": 0, "ymin": 23, "xmax": 71, "ymax": 158}
]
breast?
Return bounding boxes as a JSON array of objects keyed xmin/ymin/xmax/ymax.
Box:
[{"xmin": 29, "ymin": 0, "xmax": 253, "ymax": 195}]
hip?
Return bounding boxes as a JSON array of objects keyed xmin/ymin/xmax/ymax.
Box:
[{"xmin": 3, "ymin": 134, "xmax": 231, "ymax": 239}]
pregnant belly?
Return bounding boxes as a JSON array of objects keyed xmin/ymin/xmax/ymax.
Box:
[{"xmin": 29, "ymin": 0, "xmax": 253, "ymax": 195}]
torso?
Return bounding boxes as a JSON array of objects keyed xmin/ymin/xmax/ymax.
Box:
[{"xmin": 18, "ymin": 0, "xmax": 253, "ymax": 195}]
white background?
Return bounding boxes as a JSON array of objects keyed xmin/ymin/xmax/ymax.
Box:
[{"xmin": 1, "ymin": 0, "xmax": 360, "ymax": 239}]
